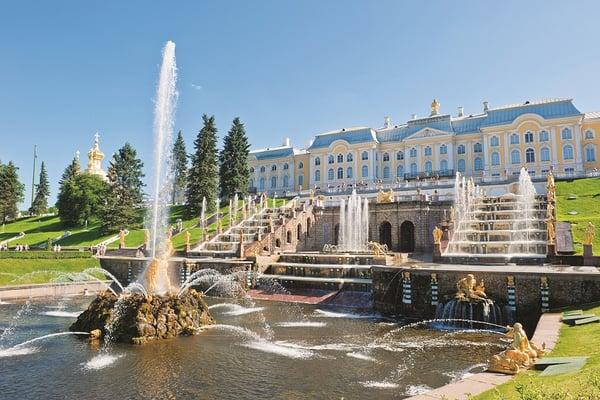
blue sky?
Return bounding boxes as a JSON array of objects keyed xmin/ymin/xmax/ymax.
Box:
[{"xmin": 1, "ymin": 1, "xmax": 600, "ymax": 206}]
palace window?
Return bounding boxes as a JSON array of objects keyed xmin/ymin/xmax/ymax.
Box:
[
  {"xmin": 585, "ymin": 130, "xmax": 595, "ymax": 140},
  {"xmin": 249, "ymin": 178, "xmax": 254, "ymax": 188},
  {"xmin": 474, "ymin": 157, "xmax": 484, "ymax": 171},
  {"xmin": 586, "ymin": 145, "xmax": 597, "ymax": 162},
  {"xmin": 259, "ymin": 178, "xmax": 265, "ymax": 190},
  {"xmin": 491, "ymin": 152, "xmax": 500, "ymax": 166},
  {"xmin": 271, "ymin": 176, "xmax": 277, "ymax": 188},
  {"xmin": 410, "ymin": 163, "xmax": 417, "ymax": 175},
  {"xmin": 271, "ymin": 165, "xmax": 277, "ymax": 171},
  {"xmin": 490, "ymin": 136, "xmax": 500, "ymax": 147},
  {"xmin": 283, "ymin": 163, "xmax": 289, "ymax": 170},
  {"xmin": 524, "ymin": 131, "xmax": 534, "ymax": 143},
  {"xmin": 337, "ymin": 154, "xmax": 344, "ymax": 163},
  {"xmin": 457, "ymin": 159, "xmax": 466, "ymax": 173},
  {"xmin": 539, "ymin": 130, "xmax": 549, "ymax": 142},
  {"xmin": 410, "ymin": 148, "xmax": 417, "ymax": 157},
  {"xmin": 510, "ymin": 133, "xmax": 519, "ymax": 145},
  {"xmin": 260, "ymin": 166, "xmax": 266, "ymax": 173},
  {"xmin": 337, "ymin": 167, "xmax": 343, "ymax": 179},
  {"xmin": 397, "ymin": 165, "xmax": 404, "ymax": 176},
  {"xmin": 564, "ymin": 167, "xmax": 575, "ymax": 175},
  {"xmin": 283, "ymin": 175, "xmax": 289, "ymax": 187},
  {"xmin": 457, "ymin": 144, "xmax": 466, "ymax": 154},
  {"xmin": 347, "ymin": 153, "xmax": 353, "ymax": 162},
  {"xmin": 424, "ymin": 146, "xmax": 432, "ymax": 156},
  {"xmin": 396, "ymin": 151, "xmax": 404, "ymax": 160},
  {"xmin": 315, "ymin": 170, "xmax": 320, "ymax": 182},
  {"xmin": 362, "ymin": 165, "xmax": 368, "ymax": 178},
  {"xmin": 511, "ymin": 149, "xmax": 521, "ymax": 164},
  {"xmin": 561, "ymin": 128, "xmax": 572, "ymax": 140},
  {"xmin": 424, "ymin": 161, "xmax": 432, "ymax": 173},
  {"xmin": 328, "ymin": 155, "xmax": 334, "ymax": 164},
  {"xmin": 347, "ymin": 167, "xmax": 353, "ymax": 179},
  {"xmin": 298, "ymin": 175, "xmax": 304, "ymax": 187},
  {"xmin": 526, "ymin": 148, "xmax": 535, "ymax": 163},
  {"xmin": 298, "ymin": 162, "xmax": 303, "ymax": 169},
  {"xmin": 314, "ymin": 157, "xmax": 320, "ymax": 166},
  {"xmin": 249, "ymin": 167, "xmax": 254, "ymax": 173},
  {"xmin": 383, "ymin": 166, "xmax": 390, "ymax": 179},
  {"xmin": 563, "ymin": 145, "xmax": 574, "ymax": 160},
  {"xmin": 439, "ymin": 144, "xmax": 448, "ymax": 154},
  {"xmin": 361, "ymin": 151, "xmax": 369, "ymax": 160},
  {"xmin": 541, "ymin": 147, "xmax": 551, "ymax": 162},
  {"xmin": 383, "ymin": 152, "xmax": 390, "ymax": 162},
  {"xmin": 440, "ymin": 159, "xmax": 448, "ymax": 171},
  {"xmin": 328, "ymin": 168, "xmax": 334, "ymax": 180},
  {"xmin": 473, "ymin": 143, "xmax": 483, "ymax": 153}
]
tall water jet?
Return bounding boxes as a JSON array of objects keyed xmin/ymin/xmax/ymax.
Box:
[{"xmin": 338, "ymin": 189, "xmax": 369, "ymax": 252}]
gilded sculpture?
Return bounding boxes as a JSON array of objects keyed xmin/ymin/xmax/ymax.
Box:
[
  {"xmin": 455, "ymin": 274, "xmax": 490, "ymax": 303},
  {"xmin": 546, "ymin": 219, "xmax": 556, "ymax": 244},
  {"xmin": 488, "ymin": 322, "xmax": 546, "ymax": 375},
  {"xmin": 546, "ymin": 170, "xmax": 556, "ymax": 202},
  {"xmin": 368, "ymin": 241, "xmax": 388, "ymax": 256},
  {"xmin": 432, "ymin": 226, "xmax": 443, "ymax": 245},
  {"xmin": 430, "ymin": 98, "xmax": 440, "ymax": 116},
  {"xmin": 376, "ymin": 189, "xmax": 394, "ymax": 203},
  {"xmin": 584, "ymin": 222, "xmax": 596, "ymax": 246},
  {"xmin": 119, "ymin": 229, "xmax": 126, "ymax": 248}
]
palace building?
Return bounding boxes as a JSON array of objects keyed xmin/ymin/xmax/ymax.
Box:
[{"xmin": 248, "ymin": 98, "xmax": 600, "ymax": 194}]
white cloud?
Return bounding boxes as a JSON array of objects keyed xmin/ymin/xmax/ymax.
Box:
[{"xmin": 191, "ymin": 83, "xmax": 202, "ymax": 90}]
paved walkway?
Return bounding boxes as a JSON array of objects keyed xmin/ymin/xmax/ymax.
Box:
[{"xmin": 406, "ymin": 313, "xmax": 562, "ymax": 400}]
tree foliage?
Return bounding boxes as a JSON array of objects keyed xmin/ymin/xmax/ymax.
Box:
[
  {"xmin": 186, "ymin": 114, "xmax": 219, "ymax": 215},
  {"xmin": 219, "ymin": 117, "xmax": 250, "ymax": 199},
  {"xmin": 171, "ymin": 130, "xmax": 188, "ymax": 205},
  {"xmin": 29, "ymin": 161, "xmax": 50, "ymax": 215},
  {"xmin": 56, "ymin": 172, "xmax": 108, "ymax": 227},
  {"xmin": 0, "ymin": 161, "xmax": 25, "ymax": 223}
]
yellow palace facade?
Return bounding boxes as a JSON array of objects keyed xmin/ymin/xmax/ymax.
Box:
[{"xmin": 248, "ymin": 98, "xmax": 600, "ymax": 194}]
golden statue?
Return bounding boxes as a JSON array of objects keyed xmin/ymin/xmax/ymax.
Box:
[
  {"xmin": 368, "ymin": 241, "xmax": 388, "ymax": 256},
  {"xmin": 546, "ymin": 219, "xmax": 556, "ymax": 244},
  {"xmin": 184, "ymin": 230, "xmax": 191, "ymax": 247},
  {"xmin": 546, "ymin": 171, "xmax": 556, "ymax": 202},
  {"xmin": 455, "ymin": 274, "xmax": 489, "ymax": 302},
  {"xmin": 376, "ymin": 189, "xmax": 394, "ymax": 203},
  {"xmin": 432, "ymin": 226, "xmax": 443, "ymax": 245},
  {"xmin": 143, "ymin": 231, "xmax": 174, "ymax": 295},
  {"xmin": 119, "ymin": 229, "xmax": 126, "ymax": 248},
  {"xmin": 488, "ymin": 323, "xmax": 546, "ymax": 375},
  {"xmin": 546, "ymin": 202, "xmax": 555, "ymax": 220},
  {"xmin": 430, "ymin": 98, "xmax": 440, "ymax": 116},
  {"xmin": 143, "ymin": 229, "xmax": 150, "ymax": 248},
  {"xmin": 584, "ymin": 222, "xmax": 596, "ymax": 246}
]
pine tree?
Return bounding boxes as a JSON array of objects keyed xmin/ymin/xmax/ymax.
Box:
[
  {"xmin": 0, "ymin": 161, "xmax": 25, "ymax": 223},
  {"xmin": 57, "ymin": 173, "xmax": 107, "ymax": 227},
  {"xmin": 101, "ymin": 143, "xmax": 145, "ymax": 233},
  {"xmin": 30, "ymin": 161, "xmax": 50, "ymax": 215},
  {"xmin": 219, "ymin": 117, "xmax": 250, "ymax": 199},
  {"xmin": 60, "ymin": 155, "xmax": 81, "ymax": 186},
  {"xmin": 186, "ymin": 114, "xmax": 219, "ymax": 215},
  {"xmin": 171, "ymin": 130, "xmax": 188, "ymax": 205}
]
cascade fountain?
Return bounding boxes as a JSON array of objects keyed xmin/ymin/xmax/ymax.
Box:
[
  {"xmin": 443, "ymin": 168, "xmax": 547, "ymax": 264},
  {"xmin": 337, "ymin": 189, "xmax": 370, "ymax": 252}
]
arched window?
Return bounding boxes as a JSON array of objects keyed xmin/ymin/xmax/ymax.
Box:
[
  {"xmin": 328, "ymin": 168, "xmax": 334, "ymax": 180},
  {"xmin": 440, "ymin": 159, "xmax": 448, "ymax": 171},
  {"xmin": 249, "ymin": 178, "xmax": 254, "ymax": 188},
  {"xmin": 510, "ymin": 133, "xmax": 519, "ymax": 145},
  {"xmin": 526, "ymin": 148, "xmax": 535, "ymax": 163},
  {"xmin": 457, "ymin": 144, "xmax": 466, "ymax": 154},
  {"xmin": 561, "ymin": 128, "xmax": 573, "ymax": 140},
  {"xmin": 511, "ymin": 149, "xmax": 521, "ymax": 164},
  {"xmin": 439, "ymin": 144, "xmax": 447, "ymax": 154},
  {"xmin": 410, "ymin": 163, "xmax": 417, "ymax": 175},
  {"xmin": 473, "ymin": 142, "xmax": 483, "ymax": 153},
  {"xmin": 585, "ymin": 130, "xmax": 595, "ymax": 140},
  {"xmin": 383, "ymin": 152, "xmax": 390, "ymax": 162},
  {"xmin": 271, "ymin": 176, "xmax": 277, "ymax": 188},
  {"xmin": 347, "ymin": 153, "xmax": 353, "ymax": 162},
  {"xmin": 361, "ymin": 151, "xmax": 369, "ymax": 160},
  {"xmin": 474, "ymin": 157, "xmax": 484, "ymax": 171},
  {"xmin": 298, "ymin": 162, "xmax": 303, "ymax": 169},
  {"xmin": 347, "ymin": 167, "xmax": 353, "ymax": 179},
  {"xmin": 396, "ymin": 164, "xmax": 404, "ymax": 176},
  {"xmin": 424, "ymin": 161, "xmax": 432, "ymax": 173},
  {"xmin": 259, "ymin": 177, "xmax": 265, "ymax": 190},
  {"xmin": 315, "ymin": 170, "xmax": 320, "ymax": 182},
  {"xmin": 283, "ymin": 163, "xmax": 289, "ymax": 170},
  {"xmin": 541, "ymin": 147, "xmax": 551, "ymax": 162},
  {"xmin": 361, "ymin": 165, "xmax": 368, "ymax": 177},
  {"xmin": 337, "ymin": 153, "xmax": 344, "ymax": 163},
  {"xmin": 271, "ymin": 164, "xmax": 277, "ymax": 171},
  {"xmin": 457, "ymin": 159, "xmax": 466, "ymax": 172},
  {"xmin": 490, "ymin": 136, "xmax": 499, "ymax": 147},
  {"xmin": 298, "ymin": 174, "xmax": 304, "ymax": 187},
  {"xmin": 383, "ymin": 166, "xmax": 390, "ymax": 179},
  {"xmin": 337, "ymin": 167, "xmax": 343, "ymax": 179},
  {"xmin": 410, "ymin": 148, "xmax": 417, "ymax": 157},
  {"xmin": 563, "ymin": 145, "xmax": 574, "ymax": 160},
  {"xmin": 539, "ymin": 130, "xmax": 549, "ymax": 142},
  {"xmin": 260, "ymin": 166, "xmax": 265, "ymax": 173},
  {"xmin": 524, "ymin": 131, "xmax": 534, "ymax": 143},
  {"xmin": 249, "ymin": 167, "xmax": 255, "ymax": 173},
  {"xmin": 283, "ymin": 175, "xmax": 289, "ymax": 187},
  {"xmin": 424, "ymin": 146, "xmax": 432, "ymax": 156},
  {"xmin": 585, "ymin": 145, "xmax": 596, "ymax": 162},
  {"xmin": 328, "ymin": 155, "xmax": 334, "ymax": 164},
  {"xmin": 314, "ymin": 157, "xmax": 320, "ymax": 166},
  {"xmin": 491, "ymin": 152, "xmax": 500, "ymax": 166},
  {"xmin": 396, "ymin": 151, "xmax": 404, "ymax": 160}
]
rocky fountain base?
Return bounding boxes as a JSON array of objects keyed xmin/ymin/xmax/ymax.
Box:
[{"xmin": 70, "ymin": 289, "xmax": 214, "ymax": 344}]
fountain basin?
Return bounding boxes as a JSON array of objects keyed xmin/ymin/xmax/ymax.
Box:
[{"xmin": 70, "ymin": 290, "xmax": 214, "ymax": 344}]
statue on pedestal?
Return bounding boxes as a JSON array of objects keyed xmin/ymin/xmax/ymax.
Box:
[
  {"xmin": 119, "ymin": 230, "xmax": 126, "ymax": 249},
  {"xmin": 432, "ymin": 226, "xmax": 443, "ymax": 245},
  {"xmin": 488, "ymin": 322, "xmax": 546, "ymax": 375},
  {"xmin": 184, "ymin": 230, "xmax": 191, "ymax": 251},
  {"xmin": 546, "ymin": 171, "xmax": 556, "ymax": 202},
  {"xmin": 455, "ymin": 274, "xmax": 489, "ymax": 303},
  {"xmin": 546, "ymin": 219, "xmax": 556, "ymax": 244},
  {"xmin": 143, "ymin": 229, "xmax": 150, "ymax": 249},
  {"xmin": 584, "ymin": 222, "xmax": 596, "ymax": 246}
]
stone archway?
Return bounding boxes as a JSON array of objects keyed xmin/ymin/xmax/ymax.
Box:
[
  {"xmin": 334, "ymin": 223, "xmax": 340, "ymax": 245},
  {"xmin": 297, "ymin": 223, "xmax": 302, "ymax": 240},
  {"xmin": 400, "ymin": 220, "xmax": 415, "ymax": 252},
  {"xmin": 379, "ymin": 221, "xmax": 392, "ymax": 250}
]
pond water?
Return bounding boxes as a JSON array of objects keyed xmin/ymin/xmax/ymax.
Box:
[{"xmin": 0, "ymin": 295, "xmax": 505, "ymax": 399}]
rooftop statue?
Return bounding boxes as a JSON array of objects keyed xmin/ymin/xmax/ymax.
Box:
[
  {"xmin": 455, "ymin": 274, "xmax": 490, "ymax": 303},
  {"xmin": 430, "ymin": 98, "xmax": 440, "ymax": 116},
  {"xmin": 584, "ymin": 222, "xmax": 596, "ymax": 246},
  {"xmin": 488, "ymin": 322, "xmax": 546, "ymax": 375}
]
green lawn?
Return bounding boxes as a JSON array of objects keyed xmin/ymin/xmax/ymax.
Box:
[
  {"xmin": 555, "ymin": 177, "xmax": 600, "ymax": 255},
  {"xmin": 474, "ymin": 305, "xmax": 600, "ymax": 399},
  {"xmin": 0, "ymin": 258, "xmax": 101, "ymax": 286}
]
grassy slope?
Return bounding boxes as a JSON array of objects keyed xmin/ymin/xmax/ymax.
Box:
[
  {"xmin": 555, "ymin": 177, "xmax": 600, "ymax": 255},
  {"xmin": 0, "ymin": 258, "xmax": 101, "ymax": 286},
  {"xmin": 475, "ymin": 305, "xmax": 600, "ymax": 399}
]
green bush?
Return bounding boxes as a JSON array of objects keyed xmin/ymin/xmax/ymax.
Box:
[{"xmin": 0, "ymin": 250, "xmax": 92, "ymax": 259}]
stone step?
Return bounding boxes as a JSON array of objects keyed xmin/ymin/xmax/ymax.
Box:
[
  {"xmin": 270, "ymin": 262, "xmax": 372, "ymax": 270},
  {"xmin": 258, "ymin": 273, "xmax": 372, "ymax": 285}
]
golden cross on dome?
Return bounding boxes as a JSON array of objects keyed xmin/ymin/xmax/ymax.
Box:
[{"xmin": 430, "ymin": 99, "xmax": 440, "ymax": 116}]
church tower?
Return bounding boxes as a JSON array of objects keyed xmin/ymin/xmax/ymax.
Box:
[{"xmin": 86, "ymin": 132, "xmax": 107, "ymax": 180}]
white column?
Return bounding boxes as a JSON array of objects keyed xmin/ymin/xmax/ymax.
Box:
[
  {"xmin": 574, "ymin": 124, "xmax": 583, "ymax": 171},
  {"xmin": 447, "ymin": 141, "xmax": 454, "ymax": 171},
  {"xmin": 550, "ymin": 127, "xmax": 558, "ymax": 171},
  {"xmin": 371, "ymin": 148, "xmax": 376, "ymax": 181},
  {"xmin": 504, "ymin": 132, "xmax": 510, "ymax": 172},
  {"xmin": 481, "ymin": 135, "xmax": 488, "ymax": 171},
  {"xmin": 416, "ymin": 145, "xmax": 421, "ymax": 175}
]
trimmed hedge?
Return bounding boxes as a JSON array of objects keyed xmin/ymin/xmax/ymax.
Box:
[{"xmin": 0, "ymin": 251, "xmax": 93, "ymax": 259}]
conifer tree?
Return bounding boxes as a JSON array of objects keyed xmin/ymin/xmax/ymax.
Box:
[
  {"xmin": 101, "ymin": 143, "xmax": 145, "ymax": 232},
  {"xmin": 30, "ymin": 161, "xmax": 50, "ymax": 215},
  {"xmin": 0, "ymin": 161, "xmax": 25, "ymax": 223},
  {"xmin": 171, "ymin": 130, "xmax": 188, "ymax": 205},
  {"xmin": 186, "ymin": 114, "xmax": 219, "ymax": 215},
  {"xmin": 56, "ymin": 172, "xmax": 107, "ymax": 227},
  {"xmin": 219, "ymin": 117, "xmax": 250, "ymax": 199},
  {"xmin": 60, "ymin": 154, "xmax": 81, "ymax": 186}
]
